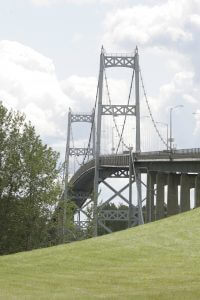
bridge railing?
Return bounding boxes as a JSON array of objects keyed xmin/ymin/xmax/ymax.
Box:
[
  {"xmin": 100, "ymin": 154, "xmax": 129, "ymax": 166},
  {"xmin": 138, "ymin": 148, "xmax": 200, "ymax": 158},
  {"xmin": 173, "ymin": 148, "xmax": 200, "ymax": 154},
  {"xmin": 69, "ymin": 159, "xmax": 95, "ymax": 185},
  {"xmin": 70, "ymin": 148, "xmax": 200, "ymax": 185}
]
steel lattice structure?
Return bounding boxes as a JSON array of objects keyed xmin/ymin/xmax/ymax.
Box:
[
  {"xmin": 63, "ymin": 46, "xmax": 144, "ymax": 238},
  {"xmin": 63, "ymin": 47, "xmax": 200, "ymax": 239}
]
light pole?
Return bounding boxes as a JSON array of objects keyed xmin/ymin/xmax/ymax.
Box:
[
  {"xmin": 156, "ymin": 122, "xmax": 169, "ymax": 150},
  {"xmin": 169, "ymin": 105, "xmax": 184, "ymax": 151}
]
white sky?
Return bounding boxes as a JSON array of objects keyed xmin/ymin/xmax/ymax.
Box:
[{"xmin": 1, "ymin": 0, "xmax": 200, "ymax": 168}]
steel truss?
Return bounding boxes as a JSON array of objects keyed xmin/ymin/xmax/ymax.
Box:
[
  {"xmin": 104, "ymin": 54, "xmax": 135, "ymax": 69},
  {"xmin": 97, "ymin": 177, "xmax": 138, "ymax": 233},
  {"xmin": 101, "ymin": 105, "xmax": 136, "ymax": 116},
  {"xmin": 98, "ymin": 210, "xmax": 135, "ymax": 222},
  {"xmin": 72, "ymin": 172, "xmax": 138, "ymax": 234},
  {"xmin": 109, "ymin": 169, "xmax": 130, "ymax": 178},
  {"xmin": 71, "ymin": 114, "xmax": 93, "ymax": 123},
  {"xmin": 74, "ymin": 220, "xmax": 89, "ymax": 230},
  {"xmin": 69, "ymin": 148, "xmax": 94, "ymax": 156}
]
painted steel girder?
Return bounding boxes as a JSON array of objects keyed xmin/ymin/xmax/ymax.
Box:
[
  {"xmin": 101, "ymin": 105, "xmax": 136, "ymax": 116},
  {"xmin": 109, "ymin": 169, "xmax": 130, "ymax": 178},
  {"xmin": 69, "ymin": 148, "xmax": 94, "ymax": 156},
  {"xmin": 74, "ymin": 220, "xmax": 89, "ymax": 229},
  {"xmin": 98, "ymin": 209, "xmax": 137, "ymax": 221},
  {"xmin": 104, "ymin": 55, "xmax": 135, "ymax": 69},
  {"xmin": 71, "ymin": 114, "xmax": 93, "ymax": 123}
]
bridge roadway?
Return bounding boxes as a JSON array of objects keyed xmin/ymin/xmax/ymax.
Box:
[{"xmin": 69, "ymin": 148, "xmax": 200, "ymax": 207}]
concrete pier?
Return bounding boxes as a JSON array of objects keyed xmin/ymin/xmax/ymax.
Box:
[
  {"xmin": 146, "ymin": 172, "xmax": 156, "ymax": 222},
  {"xmin": 167, "ymin": 173, "xmax": 179, "ymax": 216},
  {"xmin": 145, "ymin": 171, "xmax": 200, "ymax": 224},
  {"xmin": 195, "ymin": 174, "xmax": 200, "ymax": 208},
  {"xmin": 180, "ymin": 174, "xmax": 195, "ymax": 212},
  {"xmin": 156, "ymin": 173, "xmax": 167, "ymax": 220}
]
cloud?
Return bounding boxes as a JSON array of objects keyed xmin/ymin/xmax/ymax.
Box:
[
  {"xmin": 72, "ymin": 33, "xmax": 84, "ymax": 44},
  {"xmin": 0, "ymin": 40, "xmax": 132, "ymax": 164},
  {"xmin": 101, "ymin": 0, "xmax": 200, "ymax": 149},
  {"xmin": 103, "ymin": 0, "xmax": 200, "ymax": 50},
  {"xmin": 61, "ymin": 75, "xmax": 97, "ymax": 113},
  {"xmin": 31, "ymin": 0, "xmax": 123, "ymax": 6},
  {"xmin": 0, "ymin": 40, "xmax": 72, "ymax": 155}
]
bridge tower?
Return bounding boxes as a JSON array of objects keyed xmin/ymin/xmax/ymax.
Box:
[
  {"xmin": 93, "ymin": 46, "xmax": 143, "ymax": 236},
  {"xmin": 63, "ymin": 46, "xmax": 144, "ymax": 239},
  {"xmin": 63, "ymin": 109, "xmax": 95, "ymax": 239}
]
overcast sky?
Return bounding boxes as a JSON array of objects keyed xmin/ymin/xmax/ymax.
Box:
[{"xmin": 1, "ymin": 0, "xmax": 200, "ymax": 170}]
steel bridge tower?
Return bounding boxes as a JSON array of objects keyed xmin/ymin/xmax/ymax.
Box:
[
  {"xmin": 63, "ymin": 109, "xmax": 95, "ymax": 238},
  {"xmin": 93, "ymin": 46, "xmax": 142, "ymax": 236},
  {"xmin": 63, "ymin": 46, "xmax": 144, "ymax": 238}
]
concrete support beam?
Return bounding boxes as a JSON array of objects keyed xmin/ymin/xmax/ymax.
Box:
[
  {"xmin": 167, "ymin": 173, "xmax": 179, "ymax": 216},
  {"xmin": 146, "ymin": 171, "xmax": 156, "ymax": 222},
  {"xmin": 180, "ymin": 174, "xmax": 191, "ymax": 212},
  {"xmin": 195, "ymin": 174, "xmax": 200, "ymax": 208},
  {"xmin": 156, "ymin": 173, "xmax": 167, "ymax": 220}
]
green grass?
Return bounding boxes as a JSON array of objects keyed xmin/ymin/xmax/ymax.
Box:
[{"xmin": 1, "ymin": 209, "xmax": 200, "ymax": 300}]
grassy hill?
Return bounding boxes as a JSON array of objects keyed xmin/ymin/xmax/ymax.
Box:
[{"xmin": 1, "ymin": 209, "xmax": 200, "ymax": 300}]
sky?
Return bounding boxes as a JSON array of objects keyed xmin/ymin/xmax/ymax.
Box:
[{"xmin": 1, "ymin": 0, "xmax": 200, "ymax": 176}]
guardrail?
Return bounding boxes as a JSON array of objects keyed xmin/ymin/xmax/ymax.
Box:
[
  {"xmin": 70, "ymin": 149, "xmax": 200, "ymax": 186},
  {"xmin": 140, "ymin": 148, "xmax": 200, "ymax": 156}
]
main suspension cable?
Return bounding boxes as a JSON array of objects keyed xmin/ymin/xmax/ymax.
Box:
[{"xmin": 139, "ymin": 67, "xmax": 168, "ymax": 148}]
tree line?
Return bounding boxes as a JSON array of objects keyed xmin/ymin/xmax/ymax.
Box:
[{"xmin": 0, "ymin": 103, "xmax": 63, "ymax": 254}]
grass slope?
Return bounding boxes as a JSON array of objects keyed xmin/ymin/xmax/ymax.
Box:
[{"xmin": 1, "ymin": 209, "xmax": 200, "ymax": 300}]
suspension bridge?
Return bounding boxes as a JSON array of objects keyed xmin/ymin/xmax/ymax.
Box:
[{"xmin": 63, "ymin": 46, "xmax": 200, "ymax": 237}]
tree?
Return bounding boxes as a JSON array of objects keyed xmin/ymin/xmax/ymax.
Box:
[{"xmin": 0, "ymin": 103, "xmax": 61, "ymax": 254}]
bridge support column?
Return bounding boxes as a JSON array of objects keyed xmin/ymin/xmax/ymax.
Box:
[
  {"xmin": 128, "ymin": 150, "xmax": 134, "ymax": 228},
  {"xmin": 146, "ymin": 171, "xmax": 156, "ymax": 222},
  {"xmin": 93, "ymin": 48, "xmax": 104, "ymax": 237},
  {"xmin": 167, "ymin": 173, "xmax": 179, "ymax": 216},
  {"xmin": 180, "ymin": 174, "xmax": 192, "ymax": 212},
  {"xmin": 156, "ymin": 173, "xmax": 167, "ymax": 220},
  {"xmin": 63, "ymin": 108, "xmax": 72, "ymax": 241},
  {"xmin": 195, "ymin": 174, "xmax": 200, "ymax": 208}
]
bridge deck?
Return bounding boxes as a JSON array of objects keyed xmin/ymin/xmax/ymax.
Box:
[{"xmin": 70, "ymin": 149, "xmax": 200, "ymax": 189}]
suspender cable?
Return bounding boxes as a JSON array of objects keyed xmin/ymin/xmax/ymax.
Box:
[
  {"xmin": 104, "ymin": 69, "xmax": 130, "ymax": 152},
  {"xmin": 140, "ymin": 68, "xmax": 168, "ymax": 148},
  {"xmin": 116, "ymin": 69, "xmax": 135, "ymax": 153}
]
